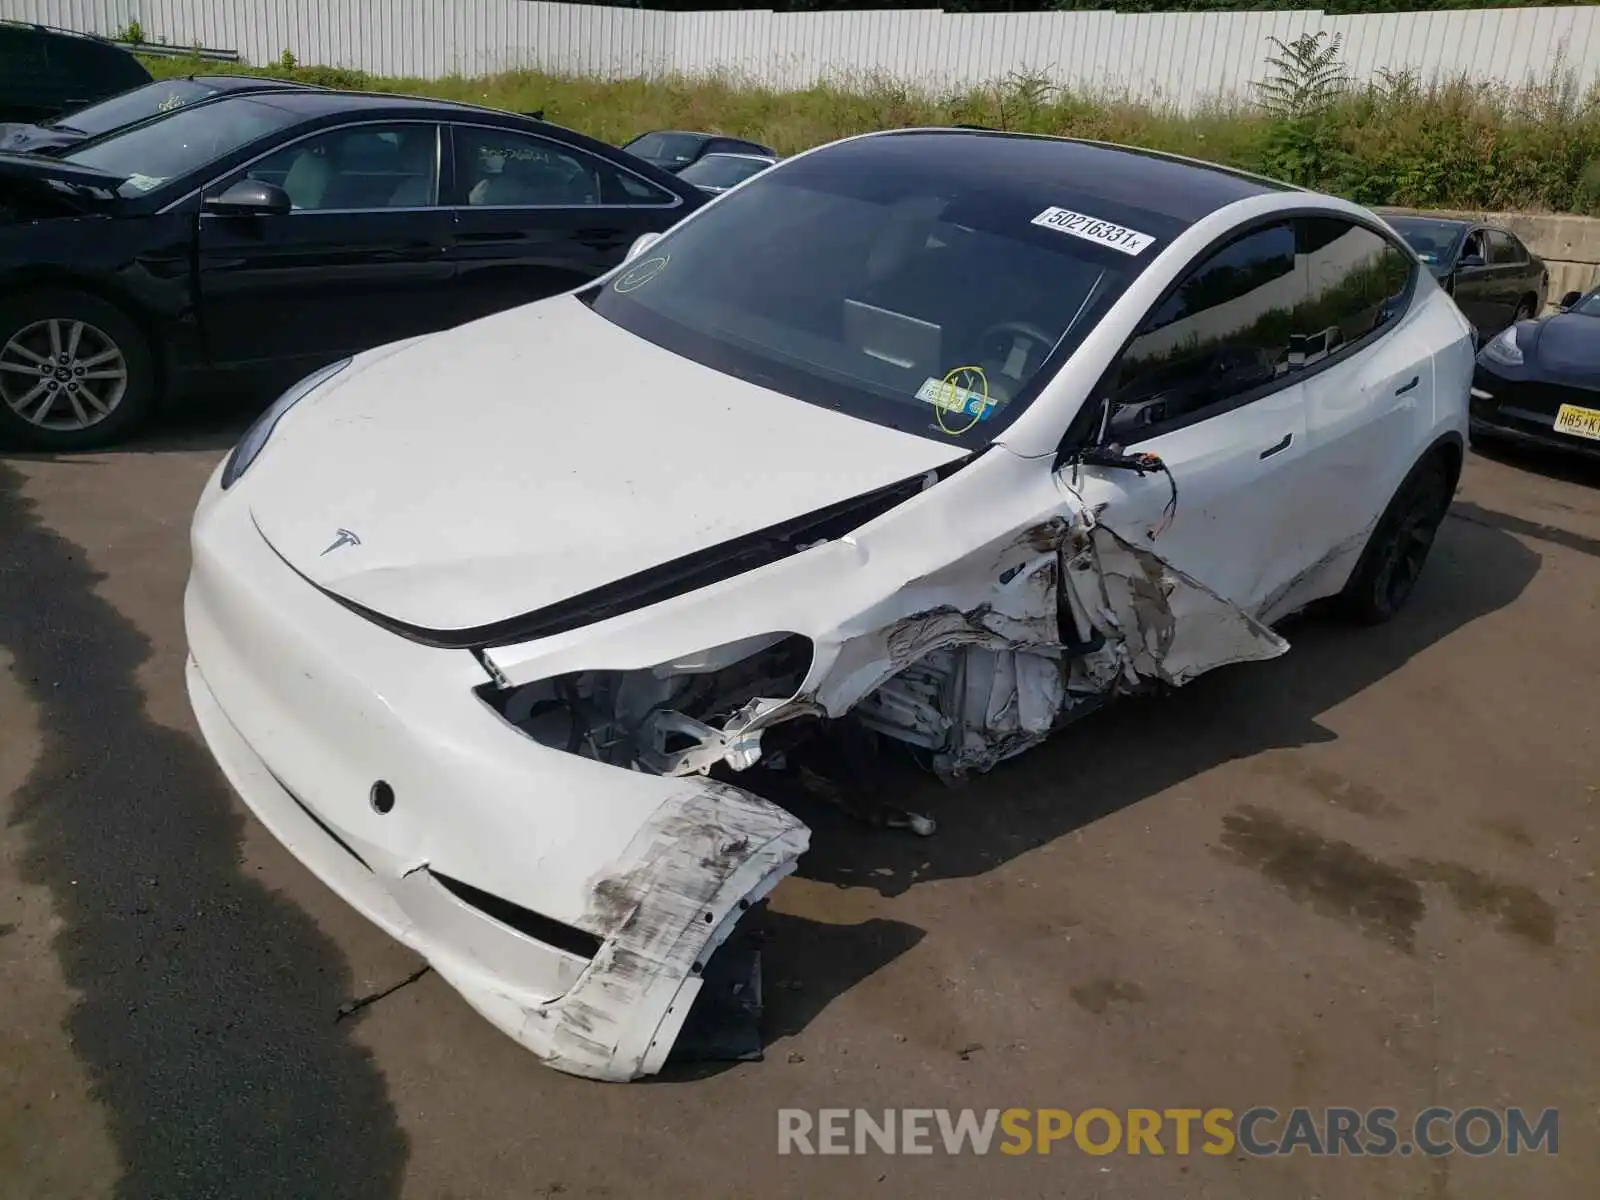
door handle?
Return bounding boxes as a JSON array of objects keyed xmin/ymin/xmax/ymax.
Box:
[
  {"xmin": 1395, "ymin": 376, "xmax": 1420, "ymax": 396},
  {"xmin": 1259, "ymin": 432, "xmax": 1293, "ymax": 460}
]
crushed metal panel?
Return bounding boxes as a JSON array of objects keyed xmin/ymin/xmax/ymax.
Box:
[
  {"xmin": 521, "ymin": 780, "xmax": 807, "ymax": 1080},
  {"xmin": 1064, "ymin": 521, "xmax": 1290, "ymax": 686}
]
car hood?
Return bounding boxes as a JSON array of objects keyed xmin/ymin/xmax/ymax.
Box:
[
  {"xmin": 0, "ymin": 149, "xmax": 124, "ymax": 212},
  {"xmin": 249, "ymin": 296, "xmax": 968, "ymax": 634},
  {"xmin": 1532, "ymin": 311, "xmax": 1600, "ymax": 377},
  {"xmin": 0, "ymin": 123, "xmax": 78, "ymax": 155}
]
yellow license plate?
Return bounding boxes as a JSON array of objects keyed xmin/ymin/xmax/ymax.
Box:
[{"xmin": 1554, "ymin": 403, "xmax": 1600, "ymax": 442}]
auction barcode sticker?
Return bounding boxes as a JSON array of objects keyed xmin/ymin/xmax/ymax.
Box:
[{"xmin": 1031, "ymin": 207, "xmax": 1155, "ymax": 256}]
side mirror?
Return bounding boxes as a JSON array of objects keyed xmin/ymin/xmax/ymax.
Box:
[
  {"xmin": 203, "ymin": 178, "xmax": 292, "ymax": 217},
  {"xmin": 625, "ymin": 231, "xmax": 662, "ymax": 262},
  {"xmin": 1559, "ymin": 290, "xmax": 1582, "ymax": 310}
]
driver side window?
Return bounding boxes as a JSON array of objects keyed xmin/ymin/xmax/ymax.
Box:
[
  {"xmin": 1106, "ymin": 220, "xmax": 1298, "ymax": 442},
  {"xmin": 231, "ymin": 123, "xmax": 440, "ymax": 211}
]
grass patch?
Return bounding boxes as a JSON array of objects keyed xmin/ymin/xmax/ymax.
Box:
[{"xmin": 141, "ymin": 53, "xmax": 1600, "ymax": 215}]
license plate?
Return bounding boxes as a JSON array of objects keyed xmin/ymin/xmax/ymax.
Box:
[{"xmin": 1554, "ymin": 403, "xmax": 1600, "ymax": 441}]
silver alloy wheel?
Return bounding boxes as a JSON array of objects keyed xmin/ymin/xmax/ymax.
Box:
[{"xmin": 0, "ymin": 317, "xmax": 129, "ymax": 431}]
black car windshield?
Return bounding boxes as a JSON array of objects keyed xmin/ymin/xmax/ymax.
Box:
[
  {"xmin": 623, "ymin": 131, "xmax": 705, "ymax": 166},
  {"xmin": 584, "ymin": 135, "xmax": 1167, "ymax": 447},
  {"xmin": 1387, "ymin": 217, "xmax": 1466, "ymax": 266},
  {"xmin": 679, "ymin": 154, "xmax": 771, "ymax": 189},
  {"xmin": 46, "ymin": 78, "xmax": 220, "ymax": 138},
  {"xmin": 61, "ymin": 95, "xmax": 304, "ymax": 198}
]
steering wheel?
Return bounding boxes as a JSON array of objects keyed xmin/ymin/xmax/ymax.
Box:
[{"xmin": 975, "ymin": 321, "xmax": 1056, "ymax": 374}]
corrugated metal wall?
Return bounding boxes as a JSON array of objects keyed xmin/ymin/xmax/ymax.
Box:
[{"xmin": 6, "ymin": 1, "xmax": 1598, "ymax": 108}]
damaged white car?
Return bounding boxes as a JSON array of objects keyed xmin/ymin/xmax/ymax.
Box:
[{"xmin": 185, "ymin": 128, "xmax": 1472, "ymax": 1081}]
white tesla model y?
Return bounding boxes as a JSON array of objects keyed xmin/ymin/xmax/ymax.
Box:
[{"xmin": 185, "ymin": 128, "xmax": 1473, "ymax": 1081}]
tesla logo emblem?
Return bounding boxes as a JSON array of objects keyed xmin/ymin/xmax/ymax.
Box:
[{"xmin": 320, "ymin": 528, "xmax": 362, "ymax": 556}]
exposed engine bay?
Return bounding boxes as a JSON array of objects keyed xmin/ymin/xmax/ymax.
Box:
[{"xmin": 482, "ymin": 516, "xmax": 1291, "ymax": 835}]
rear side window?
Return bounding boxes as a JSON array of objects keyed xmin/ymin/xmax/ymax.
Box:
[
  {"xmin": 1300, "ymin": 218, "xmax": 1414, "ymax": 344},
  {"xmin": 1108, "ymin": 220, "xmax": 1298, "ymax": 440},
  {"xmin": 453, "ymin": 125, "xmax": 675, "ymax": 207},
  {"xmin": 1487, "ymin": 229, "xmax": 1525, "ymax": 265}
]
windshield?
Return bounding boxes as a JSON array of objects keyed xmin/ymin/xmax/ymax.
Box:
[
  {"xmin": 1388, "ymin": 218, "xmax": 1465, "ymax": 266},
  {"xmin": 679, "ymin": 154, "xmax": 771, "ymax": 189},
  {"xmin": 47, "ymin": 78, "xmax": 220, "ymax": 137},
  {"xmin": 1570, "ymin": 289, "xmax": 1600, "ymax": 317},
  {"xmin": 623, "ymin": 132, "xmax": 705, "ymax": 167},
  {"xmin": 62, "ymin": 95, "xmax": 304, "ymax": 198},
  {"xmin": 585, "ymin": 137, "xmax": 1164, "ymax": 447}
]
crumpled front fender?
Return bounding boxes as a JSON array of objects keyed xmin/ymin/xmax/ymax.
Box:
[{"xmin": 436, "ymin": 779, "xmax": 807, "ymax": 1081}]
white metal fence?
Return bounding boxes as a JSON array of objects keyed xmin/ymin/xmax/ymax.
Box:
[{"xmin": 5, "ymin": 1, "xmax": 1599, "ymax": 108}]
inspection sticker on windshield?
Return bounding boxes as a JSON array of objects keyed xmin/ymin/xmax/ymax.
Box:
[
  {"xmin": 1031, "ymin": 207, "xmax": 1154, "ymax": 256},
  {"xmin": 916, "ymin": 377, "xmax": 999, "ymax": 422}
]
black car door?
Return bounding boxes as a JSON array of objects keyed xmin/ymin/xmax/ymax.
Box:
[
  {"xmin": 1487, "ymin": 229, "xmax": 1536, "ymax": 321},
  {"xmin": 195, "ymin": 120, "xmax": 454, "ymax": 374},
  {"xmin": 445, "ymin": 122, "xmax": 689, "ymax": 326},
  {"xmin": 1450, "ymin": 227, "xmax": 1503, "ymax": 335}
]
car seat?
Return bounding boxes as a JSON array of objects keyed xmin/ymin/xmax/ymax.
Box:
[
  {"xmin": 281, "ymin": 148, "xmax": 333, "ymax": 210},
  {"xmin": 386, "ymin": 134, "xmax": 436, "ymax": 207}
]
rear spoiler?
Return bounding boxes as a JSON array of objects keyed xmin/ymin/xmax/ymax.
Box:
[{"xmin": 0, "ymin": 149, "xmax": 125, "ymax": 197}]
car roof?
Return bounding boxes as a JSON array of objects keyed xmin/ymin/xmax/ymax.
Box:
[
  {"xmin": 1387, "ymin": 214, "xmax": 1468, "ymax": 229},
  {"xmin": 835, "ymin": 128, "xmax": 1297, "ymax": 229},
  {"xmin": 188, "ymin": 73, "xmax": 325, "ymax": 92},
  {"xmin": 207, "ymin": 87, "xmax": 535, "ymax": 120}
]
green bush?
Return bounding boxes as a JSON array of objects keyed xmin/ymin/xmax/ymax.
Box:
[{"xmin": 139, "ymin": 51, "xmax": 1600, "ymax": 214}]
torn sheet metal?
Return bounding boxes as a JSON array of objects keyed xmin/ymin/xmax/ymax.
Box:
[
  {"xmin": 490, "ymin": 500, "xmax": 1287, "ymax": 784},
  {"xmin": 515, "ymin": 781, "xmax": 806, "ymax": 1080}
]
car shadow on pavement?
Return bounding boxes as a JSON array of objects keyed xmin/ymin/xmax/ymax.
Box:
[
  {"xmin": 0, "ymin": 462, "xmax": 409, "ymax": 1198},
  {"xmin": 1469, "ymin": 436, "xmax": 1600, "ymax": 491},
  {"xmin": 786, "ymin": 508, "xmax": 1542, "ymax": 898}
]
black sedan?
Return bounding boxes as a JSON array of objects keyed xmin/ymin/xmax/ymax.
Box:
[
  {"xmin": 1385, "ymin": 214, "xmax": 1548, "ymax": 341},
  {"xmin": 1469, "ymin": 286, "xmax": 1600, "ymax": 460},
  {"xmin": 0, "ymin": 88, "xmax": 705, "ymax": 449},
  {"xmin": 618, "ymin": 129, "xmax": 775, "ymax": 173},
  {"xmin": 0, "ymin": 73, "xmax": 326, "ymax": 156}
]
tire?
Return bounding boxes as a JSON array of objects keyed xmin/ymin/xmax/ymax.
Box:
[
  {"xmin": 1513, "ymin": 297, "xmax": 1535, "ymax": 322},
  {"xmin": 0, "ymin": 288, "xmax": 156, "ymax": 451},
  {"xmin": 1338, "ymin": 454, "xmax": 1454, "ymax": 626}
]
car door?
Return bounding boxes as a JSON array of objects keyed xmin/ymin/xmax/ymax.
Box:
[
  {"xmin": 1450, "ymin": 226, "xmax": 1502, "ymax": 335},
  {"xmin": 195, "ymin": 120, "xmax": 454, "ymax": 373},
  {"xmin": 445, "ymin": 123, "xmax": 687, "ymax": 326},
  {"xmin": 1288, "ymin": 217, "xmax": 1431, "ymax": 620},
  {"xmin": 1065, "ymin": 219, "xmax": 1319, "ymax": 617},
  {"xmin": 1487, "ymin": 228, "xmax": 1537, "ymax": 320}
]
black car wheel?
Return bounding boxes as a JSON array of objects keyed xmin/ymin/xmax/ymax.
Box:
[
  {"xmin": 0, "ymin": 289, "xmax": 156, "ymax": 450},
  {"xmin": 1339, "ymin": 454, "xmax": 1453, "ymax": 625},
  {"xmin": 1513, "ymin": 297, "xmax": 1535, "ymax": 322}
]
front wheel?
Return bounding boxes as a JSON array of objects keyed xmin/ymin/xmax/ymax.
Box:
[
  {"xmin": 0, "ymin": 289, "xmax": 156, "ymax": 451},
  {"xmin": 1338, "ymin": 456, "xmax": 1453, "ymax": 625},
  {"xmin": 1513, "ymin": 298, "xmax": 1535, "ymax": 323}
]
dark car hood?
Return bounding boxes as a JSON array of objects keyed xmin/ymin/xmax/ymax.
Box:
[
  {"xmin": 1534, "ymin": 312, "xmax": 1600, "ymax": 377},
  {"xmin": 0, "ymin": 151, "xmax": 124, "ymax": 220},
  {"xmin": 0, "ymin": 123, "xmax": 80, "ymax": 156}
]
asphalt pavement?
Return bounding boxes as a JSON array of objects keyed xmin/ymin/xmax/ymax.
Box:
[{"xmin": 1, "ymin": 401, "xmax": 1597, "ymax": 1199}]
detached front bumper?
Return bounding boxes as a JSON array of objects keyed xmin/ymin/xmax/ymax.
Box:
[{"xmin": 184, "ymin": 471, "xmax": 807, "ymax": 1081}]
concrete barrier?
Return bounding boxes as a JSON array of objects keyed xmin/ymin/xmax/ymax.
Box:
[{"xmin": 1378, "ymin": 208, "xmax": 1600, "ymax": 313}]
